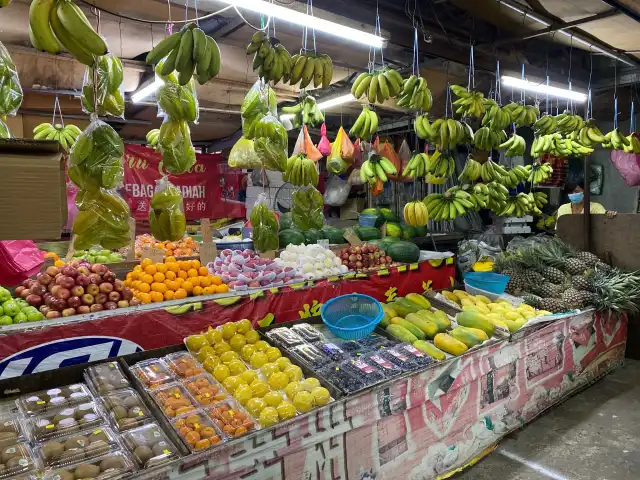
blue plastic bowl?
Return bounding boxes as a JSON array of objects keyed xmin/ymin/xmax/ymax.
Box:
[
  {"xmin": 464, "ymin": 272, "xmax": 510, "ymax": 294},
  {"xmin": 321, "ymin": 294, "xmax": 383, "ymax": 340},
  {"xmin": 359, "ymin": 214, "xmax": 378, "ymax": 227}
]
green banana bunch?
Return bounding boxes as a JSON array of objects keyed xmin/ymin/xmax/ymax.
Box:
[
  {"xmin": 529, "ymin": 162, "xmax": 554, "ymax": 184},
  {"xmin": 288, "ymin": 49, "xmax": 333, "ymax": 89},
  {"xmin": 467, "ymin": 183, "xmax": 489, "ymax": 211},
  {"xmin": 351, "ymin": 69, "xmax": 403, "ymax": 104},
  {"xmin": 498, "ymin": 165, "xmax": 530, "ymax": 188},
  {"xmin": 423, "ymin": 187, "xmax": 475, "ymax": 222},
  {"xmin": 537, "ymin": 215, "xmax": 556, "ymax": 229},
  {"xmin": 396, "ymin": 75, "xmax": 432, "ymax": 111},
  {"xmin": 33, "ymin": 122, "xmax": 81, "ymax": 152},
  {"xmin": 503, "ymin": 103, "xmax": 539, "ymax": 127},
  {"xmin": 533, "ymin": 114, "xmax": 558, "ymax": 136},
  {"xmin": 498, "ymin": 133, "xmax": 526, "ymax": 157},
  {"xmin": 0, "ymin": 45, "xmax": 22, "ymax": 116},
  {"xmin": 414, "ymin": 116, "xmax": 471, "ymax": 150},
  {"xmin": 281, "ymin": 96, "xmax": 324, "ymax": 128},
  {"xmin": 481, "ymin": 100, "xmax": 511, "ymax": 131},
  {"xmin": 81, "ymin": 54, "xmax": 124, "ymax": 117},
  {"xmin": 554, "ymin": 111, "xmax": 585, "ymax": 135},
  {"xmin": 486, "ymin": 181, "xmax": 509, "ymax": 212},
  {"xmin": 603, "ymin": 128, "xmax": 640, "ymax": 152},
  {"xmin": 359, "ymin": 154, "xmax": 397, "ymax": 186},
  {"xmin": 623, "ymin": 133, "xmax": 640, "ymax": 153},
  {"xmin": 479, "ymin": 159, "xmax": 509, "ymax": 183},
  {"xmin": 451, "ymin": 85, "xmax": 486, "ymax": 117},
  {"xmin": 247, "ymin": 32, "xmax": 293, "ymax": 85},
  {"xmin": 284, "ymin": 153, "xmax": 319, "ymax": 187},
  {"xmin": 146, "ymin": 129, "xmax": 160, "ymax": 150},
  {"xmin": 531, "ymin": 133, "xmax": 593, "ymax": 158},
  {"xmin": 474, "ymin": 127, "xmax": 506, "ymax": 151},
  {"xmin": 570, "ymin": 120, "xmax": 606, "ymax": 148},
  {"xmin": 253, "ymin": 114, "xmax": 288, "ymax": 172},
  {"xmin": 73, "ymin": 189, "xmax": 131, "ymax": 251},
  {"xmin": 458, "ymin": 155, "xmax": 482, "ymax": 182},
  {"xmin": 533, "ymin": 191, "xmax": 548, "ymax": 210},
  {"xmin": 349, "ymin": 106, "xmax": 378, "ymax": 141},
  {"xmin": 30, "ymin": 0, "xmax": 107, "ymax": 65},
  {"xmin": 419, "ymin": 150, "xmax": 455, "ymax": 184},
  {"xmin": 147, "ymin": 23, "xmax": 221, "ymax": 86},
  {"xmin": 158, "ymin": 118, "xmax": 196, "ymax": 175},
  {"xmin": 149, "ymin": 180, "xmax": 186, "ymax": 242},
  {"xmin": 402, "ymin": 152, "xmax": 431, "ymax": 179},
  {"xmin": 496, "ymin": 193, "xmax": 534, "ymax": 217}
]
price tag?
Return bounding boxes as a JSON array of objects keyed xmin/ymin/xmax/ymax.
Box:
[
  {"xmin": 343, "ymin": 229, "xmax": 363, "ymax": 246},
  {"xmin": 397, "ymin": 265, "xmax": 407, "ymax": 273},
  {"xmin": 377, "ymin": 269, "xmax": 390, "ymax": 276},
  {"xmin": 200, "ymin": 218, "xmax": 213, "ymax": 243},
  {"xmin": 380, "ymin": 223, "xmax": 387, "ymax": 238},
  {"xmin": 140, "ymin": 246, "xmax": 164, "ymax": 264},
  {"xmin": 65, "ymin": 235, "xmax": 76, "ymax": 261},
  {"xmin": 317, "ymin": 239, "xmax": 330, "ymax": 248},
  {"xmin": 410, "ymin": 263, "xmax": 419, "ymax": 271},
  {"xmin": 260, "ymin": 250, "xmax": 276, "ymax": 259},
  {"xmin": 199, "ymin": 242, "xmax": 217, "ymax": 266},
  {"xmin": 127, "ymin": 218, "xmax": 136, "ymax": 261}
]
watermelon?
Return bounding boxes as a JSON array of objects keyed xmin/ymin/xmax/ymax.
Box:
[
  {"xmin": 355, "ymin": 226, "xmax": 381, "ymax": 241},
  {"xmin": 366, "ymin": 239, "xmax": 386, "ymax": 250},
  {"xmin": 387, "ymin": 241, "xmax": 420, "ymax": 263},
  {"xmin": 380, "ymin": 208, "xmax": 400, "ymax": 223},
  {"xmin": 279, "ymin": 229, "xmax": 305, "ymax": 246},
  {"xmin": 303, "ymin": 229, "xmax": 324, "ymax": 244},
  {"xmin": 385, "ymin": 223, "xmax": 403, "ymax": 238},
  {"xmin": 414, "ymin": 225, "xmax": 427, "ymax": 237},
  {"xmin": 279, "ymin": 212, "xmax": 293, "ymax": 231},
  {"xmin": 401, "ymin": 225, "xmax": 417, "ymax": 239},
  {"xmin": 382, "ymin": 237, "xmax": 401, "ymax": 250},
  {"xmin": 322, "ymin": 227, "xmax": 346, "ymax": 244}
]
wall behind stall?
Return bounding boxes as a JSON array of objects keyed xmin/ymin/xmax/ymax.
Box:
[{"xmin": 590, "ymin": 119, "xmax": 638, "ymax": 213}]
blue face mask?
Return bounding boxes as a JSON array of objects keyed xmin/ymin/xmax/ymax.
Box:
[{"xmin": 568, "ymin": 192, "xmax": 584, "ymax": 203}]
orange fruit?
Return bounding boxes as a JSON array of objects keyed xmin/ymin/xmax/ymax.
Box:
[
  {"xmin": 179, "ymin": 261, "xmax": 191, "ymax": 271},
  {"xmin": 212, "ymin": 276, "xmax": 222, "ymax": 286},
  {"xmin": 216, "ymin": 284, "xmax": 229, "ymax": 293},
  {"xmin": 187, "ymin": 268, "xmax": 198, "ymax": 278},
  {"xmin": 153, "ymin": 272, "xmax": 166, "ymax": 282},
  {"xmin": 124, "ymin": 279, "xmax": 132, "ymax": 288},
  {"xmin": 203, "ymin": 286, "xmax": 216, "ymax": 295},
  {"xmin": 191, "ymin": 259, "xmax": 201, "ymax": 269},
  {"xmin": 141, "ymin": 274, "xmax": 154, "ymax": 284},
  {"xmin": 165, "ymin": 256, "xmax": 177, "ymax": 263},
  {"xmin": 141, "ymin": 258, "xmax": 153, "ymax": 267},
  {"xmin": 156, "ymin": 263, "xmax": 168, "ymax": 274},
  {"xmin": 133, "ymin": 265, "xmax": 143, "ymax": 273},
  {"xmin": 126, "ymin": 272, "xmax": 133, "ymax": 280},
  {"xmin": 198, "ymin": 266, "xmax": 209, "ymax": 276},
  {"xmin": 164, "ymin": 290, "xmax": 175, "ymax": 300},
  {"xmin": 165, "ymin": 271, "xmax": 176, "ymax": 280},
  {"xmin": 151, "ymin": 291, "xmax": 164, "ymax": 303},
  {"xmin": 182, "ymin": 281, "xmax": 194, "ymax": 293},
  {"xmin": 152, "ymin": 282, "xmax": 167, "ymax": 294},
  {"xmin": 131, "ymin": 280, "xmax": 141, "ymax": 290},
  {"xmin": 190, "ymin": 277, "xmax": 201, "ymax": 287},
  {"xmin": 193, "ymin": 286, "xmax": 204, "ymax": 296},
  {"xmin": 174, "ymin": 288, "xmax": 187, "ymax": 299},
  {"xmin": 200, "ymin": 276, "xmax": 212, "ymax": 287},
  {"xmin": 175, "ymin": 277, "xmax": 185, "ymax": 286},
  {"xmin": 166, "ymin": 262, "xmax": 179, "ymax": 273},
  {"xmin": 138, "ymin": 292, "xmax": 152, "ymax": 304},
  {"xmin": 138, "ymin": 283, "xmax": 151, "ymax": 293},
  {"xmin": 144, "ymin": 264, "xmax": 157, "ymax": 276},
  {"xmin": 178, "ymin": 270, "xmax": 188, "ymax": 280},
  {"xmin": 166, "ymin": 280, "xmax": 180, "ymax": 291}
]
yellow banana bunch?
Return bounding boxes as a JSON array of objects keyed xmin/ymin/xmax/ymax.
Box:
[
  {"xmin": 478, "ymin": 160, "xmax": 509, "ymax": 184},
  {"xmin": 359, "ymin": 155, "xmax": 397, "ymax": 186},
  {"xmin": 533, "ymin": 114, "xmax": 558, "ymax": 136},
  {"xmin": 349, "ymin": 106, "xmax": 378, "ymax": 141},
  {"xmin": 284, "ymin": 153, "xmax": 319, "ymax": 186},
  {"xmin": 416, "ymin": 117, "xmax": 471, "ymax": 150},
  {"xmin": 33, "ymin": 122, "xmax": 81, "ymax": 152},
  {"xmin": 497, "ymin": 165, "xmax": 530, "ymax": 188},
  {"xmin": 554, "ymin": 111, "xmax": 585, "ymax": 135},
  {"xmin": 403, "ymin": 201, "xmax": 429, "ymax": 227},
  {"xmin": 458, "ymin": 155, "xmax": 482, "ymax": 182},
  {"xmin": 503, "ymin": 103, "xmax": 539, "ymax": 127},
  {"xmin": 496, "ymin": 193, "xmax": 534, "ymax": 217},
  {"xmin": 623, "ymin": 134, "xmax": 640, "ymax": 153},
  {"xmin": 396, "ymin": 75, "xmax": 432, "ymax": 111},
  {"xmin": 531, "ymin": 133, "xmax": 593, "ymax": 158},
  {"xmin": 148, "ymin": 23, "xmax": 221, "ymax": 86},
  {"xmin": 498, "ymin": 133, "xmax": 526, "ymax": 157},
  {"xmin": 351, "ymin": 69, "xmax": 403, "ymax": 104},
  {"xmin": 533, "ymin": 191, "xmax": 548, "ymax": 210},
  {"xmin": 146, "ymin": 129, "xmax": 160, "ymax": 150},
  {"xmin": 423, "ymin": 151, "xmax": 456, "ymax": 184},
  {"xmin": 281, "ymin": 96, "xmax": 324, "ymax": 128},
  {"xmin": 467, "ymin": 183, "xmax": 489, "ymax": 211},
  {"xmin": 474, "ymin": 127, "xmax": 506, "ymax": 151},
  {"xmin": 288, "ymin": 49, "xmax": 333, "ymax": 89},
  {"xmin": 603, "ymin": 128, "xmax": 640, "ymax": 152},
  {"xmin": 246, "ymin": 31, "xmax": 293, "ymax": 85},
  {"xmin": 529, "ymin": 162, "xmax": 554, "ymax": 184},
  {"xmin": 423, "ymin": 188, "xmax": 475, "ymax": 222},
  {"xmin": 482, "ymin": 100, "xmax": 512, "ymax": 131},
  {"xmin": 451, "ymin": 85, "xmax": 486, "ymax": 117}
]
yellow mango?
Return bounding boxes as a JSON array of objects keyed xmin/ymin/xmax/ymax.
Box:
[{"xmin": 474, "ymin": 295, "xmax": 492, "ymax": 304}]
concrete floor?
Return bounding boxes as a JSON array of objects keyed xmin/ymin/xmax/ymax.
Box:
[{"xmin": 457, "ymin": 359, "xmax": 640, "ymax": 480}]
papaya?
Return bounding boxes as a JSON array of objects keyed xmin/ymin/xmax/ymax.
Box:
[
  {"xmin": 405, "ymin": 293, "xmax": 432, "ymax": 310},
  {"xmin": 405, "ymin": 313, "xmax": 438, "ymax": 339},
  {"xmin": 386, "ymin": 324, "xmax": 418, "ymax": 343},
  {"xmin": 455, "ymin": 311, "xmax": 496, "ymax": 337},
  {"xmin": 379, "ymin": 312, "xmax": 391, "ymax": 328},
  {"xmin": 464, "ymin": 327, "xmax": 489, "ymax": 341},
  {"xmin": 382, "ymin": 304, "xmax": 397, "ymax": 319},
  {"xmin": 434, "ymin": 333, "xmax": 468, "ymax": 356},
  {"xmin": 413, "ymin": 340, "xmax": 446, "ymax": 361},
  {"xmin": 417, "ymin": 310, "xmax": 450, "ymax": 332},
  {"xmin": 450, "ymin": 327, "xmax": 483, "ymax": 348},
  {"xmin": 391, "ymin": 298, "xmax": 421, "ymax": 317},
  {"xmin": 390, "ymin": 317, "xmax": 426, "ymax": 340}
]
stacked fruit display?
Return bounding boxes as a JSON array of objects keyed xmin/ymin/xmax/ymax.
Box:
[
  {"xmin": 69, "ymin": 248, "xmax": 124, "ymax": 264},
  {"xmin": 279, "ymin": 244, "xmax": 348, "ymax": 279},
  {"xmin": 0, "ymin": 286, "xmax": 44, "ymax": 325},
  {"xmin": 125, "ymin": 257, "xmax": 228, "ymax": 304},
  {"xmin": 33, "ymin": 123, "xmax": 81, "ymax": 151},
  {"xmin": 351, "ymin": 69, "xmax": 403, "ymax": 104},
  {"xmin": 135, "ymin": 235, "xmax": 199, "ymax": 259},
  {"xmin": 337, "ymin": 244, "xmax": 394, "ymax": 272}
]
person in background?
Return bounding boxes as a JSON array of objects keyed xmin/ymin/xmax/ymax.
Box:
[{"xmin": 556, "ymin": 172, "xmax": 617, "ymax": 219}]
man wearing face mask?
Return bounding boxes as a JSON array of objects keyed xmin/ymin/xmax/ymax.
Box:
[{"xmin": 556, "ymin": 172, "xmax": 617, "ymax": 220}]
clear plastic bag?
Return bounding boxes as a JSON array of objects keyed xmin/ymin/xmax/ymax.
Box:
[
  {"xmin": 157, "ymin": 72, "xmax": 199, "ymax": 123},
  {"xmin": 253, "ymin": 113, "xmax": 288, "ymax": 171},
  {"xmin": 0, "ymin": 41, "xmax": 22, "ymax": 116},
  {"xmin": 73, "ymin": 188, "xmax": 132, "ymax": 250},
  {"xmin": 81, "ymin": 54, "xmax": 125, "ymax": 118},
  {"xmin": 158, "ymin": 117, "xmax": 196, "ymax": 174},
  {"xmin": 292, "ymin": 186, "xmax": 324, "ymax": 230},
  {"xmin": 0, "ymin": 117, "xmax": 13, "ymax": 139},
  {"xmin": 249, "ymin": 193, "xmax": 279, "ymax": 252},
  {"xmin": 347, "ymin": 168, "xmax": 363, "ymax": 186},
  {"xmin": 229, "ymin": 136, "xmax": 262, "ymax": 168},
  {"xmin": 324, "ymin": 176, "xmax": 351, "ymax": 206},
  {"xmin": 241, "ymin": 80, "xmax": 277, "ymax": 139},
  {"xmin": 68, "ymin": 118, "xmax": 124, "ymax": 192},
  {"xmin": 327, "ymin": 127, "xmax": 349, "ymax": 174},
  {"xmin": 317, "ymin": 123, "xmax": 331, "ymax": 156},
  {"xmin": 149, "ymin": 176, "xmax": 186, "ymax": 241}
]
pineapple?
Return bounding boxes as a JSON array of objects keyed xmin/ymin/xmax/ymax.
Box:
[
  {"xmin": 522, "ymin": 293, "xmax": 542, "ymax": 308},
  {"xmin": 561, "ymin": 288, "xmax": 595, "ymax": 309},
  {"xmin": 572, "ymin": 274, "xmax": 595, "ymax": 292},
  {"xmin": 594, "ymin": 261, "xmax": 611, "ymax": 272},
  {"xmin": 564, "ymin": 258, "xmax": 588, "ymax": 276},
  {"xmin": 538, "ymin": 297, "xmax": 569, "ymax": 313},
  {"xmin": 575, "ymin": 250, "xmax": 600, "ymax": 267},
  {"xmin": 539, "ymin": 266, "xmax": 566, "ymax": 284},
  {"xmin": 531, "ymin": 282, "xmax": 564, "ymax": 298},
  {"xmin": 505, "ymin": 271, "xmax": 528, "ymax": 295}
]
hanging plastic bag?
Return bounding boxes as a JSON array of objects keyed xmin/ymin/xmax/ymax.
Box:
[
  {"xmin": 0, "ymin": 42, "xmax": 22, "ymax": 117},
  {"xmin": 253, "ymin": 113, "xmax": 288, "ymax": 171},
  {"xmin": 610, "ymin": 147, "xmax": 640, "ymax": 186},
  {"xmin": 81, "ymin": 54, "xmax": 125, "ymax": 118},
  {"xmin": 156, "ymin": 72, "xmax": 199, "ymax": 123},
  {"xmin": 149, "ymin": 177, "xmax": 186, "ymax": 241},
  {"xmin": 353, "ymin": 138, "xmax": 363, "ymax": 167},
  {"xmin": 73, "ymin": 188, "xmax": 131, "ymax": 250},
  {"xmin": 379, "ymin": 139, "xmax": 407, "ymax": 182},
  {"xmin": 0, "ymin": 117, "xmax": 12, "ymax": 139},
  {"xmin": 68, "ymin": 118, "xmax": 124, "ymax": 192},
  {"xmin": 158, "ymin": 117, "xmax": 196, "ymax": 174},
  {"xmin": 323, "ymin": 176, "xmax": 351, "ymax": 206},
  {"xmin": 398, "ymin": 138, "xmax": 411, "ymax": 164},
  {"xmin": 241, "ymin": 80, "xmax": 277, "ymax": 139},
  {"xmin": 317, "ymin": 123, "xmax": 331, "ymax": 156},
  {"xmin": 327, "ymin": 127, "xmax": 349, "ymax": 174},
  {"xmin": 339, "ymin": 127, "xmax": 355, "ymax": 162},
  {"xmin": 347, "ymin": 168, "xmax": 363, "ymax": 186},
  {"xmin": 292, "ymin": 125, "xmax": 322, "ymax": 161},
  {"xmin": 249, "ymin": 193, "xmax": 279, "ymax": 252},
  {"xmin": 292, "ymin": 186, "xmax": 325, "ymax": 230},
  {"xmin": 229, "ymin": 136, "xmax": 262, "ymax": 169}
]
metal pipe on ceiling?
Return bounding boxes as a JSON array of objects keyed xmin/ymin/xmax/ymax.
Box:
[{"xmin": 18, "ymin": 109, "xmax": 152, "ymax": 125}]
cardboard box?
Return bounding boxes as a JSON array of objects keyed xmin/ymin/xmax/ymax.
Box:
[
  {"xmin": 340, "ymin": 198, "xmax": 365, "ymax": 220},
  {"xmin": 0, "ymin": 140, "xmax": 66, "ymax": 240}
]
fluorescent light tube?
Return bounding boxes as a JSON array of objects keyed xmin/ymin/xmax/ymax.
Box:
[
  {"xmin": 220, "ymin": 0, "xmax": 383, "ymax": 47},
  {"xmin": 131, "ymin": 78, "xmax": 163, "ymax": 103},
  {"xmin": 501, "ymin": 76, "xmax": 586, "ymax": 102}
]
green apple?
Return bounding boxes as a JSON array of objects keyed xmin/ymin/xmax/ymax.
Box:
[
  {"xmin": 2, "ymin": 301, "xmax": 19, "ymax": 317},
  {"xmin": 27, "ymin": 311, "xmax": 43, "ymax": 322},
  {"xmin": 0, "ymin": 315, "xmax": 12, "ymax": 326},
  {"xmin": 13, "ymin": 312, "xmax": 28, "ymax": 323},
  {"xmin": 0, "ymin": 287, "xmax": 10, "ymax": 303}
]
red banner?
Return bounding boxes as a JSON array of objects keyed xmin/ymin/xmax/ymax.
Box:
[{"xmin": 122, "ymin": 145, "xmax": 247, "ymax": 220}]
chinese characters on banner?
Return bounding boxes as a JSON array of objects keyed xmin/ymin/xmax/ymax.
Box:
[{"xmin": 122, "ymin": 145, "xmax": 247, "ymax": 220}]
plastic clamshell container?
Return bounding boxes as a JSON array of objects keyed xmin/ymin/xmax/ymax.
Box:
[
  {"xmin": 0, "ymin": 414, "xmax": 26, "ymax": 447},
  {"xmin": 182, "ymin": 374, "xmax": 228, "ymax": 407},
  {"xmin": 84, "ymin": 362, "xmax": 131, "ymax": 395},
  {"xmin": 360, "ymin": 352, "xmax": 403, "ymax": 378},
  {"xmin": 35, "ymin": 426, "xmax": 119, "ymax": 468},
  {"xmin": 313, "ymin": 342, "xmax": 347, "ymax": 362},
  {"xmin": 18, "ymin": 384, "xmax": 91, "ymax": 416},
  {"xmin": 377, "ymin": 346, "xmax": 432, "ymax": 372},
  {"xmin": 0, "ymin": 442, "xmax": 37, "ymax": 479},
  {"xmin": 396, "ymin": 344, "xmax": 437, "ymax": 368},
  {"xmin": 339, "ymin": 359, "xmax": 386, "ymax": 386},
  {"xmin": 206, "ymin": 400, "xmax": 258, "ymax": 440},
  {"xmin": 100, "ymin": 389, "xmax": 152, "ymax": 432},
  {"xmin": 317, "ymin": 363, "xmax": 364, "ymax": 395},
  {"xmin": 290, "ymin": 323, "xmax": 324, "ymax": 343},
  {"xmin": 151, "ymin": 383, "xmax": 198, "ymax": 420},
  {"xmin": 357, "ymin": 333, "xmax": 395, "ymax": 350},
  {"xmin": 130, "ymin": 359, "xmax": 174, "ymax": 390},
  {"xmin": 28, "ymin": 402, "xmax": 104, "ymax": 442},
  {"xmin": 264, "ymin": 328, "xmax": 305, "ymax": 348},
  {"xmin": 121, "ymin": 423, "xmax": 180, "ymax": 470},
  {"xmin": 171, "ymin": 410, "xmax": 224, "ymax": 452},
  {"xmin": 288, "ymin": 344, "xmax": 332, "ymax": 370},
  {"xmin": 42, "ymin": 450, "xmax": 134, "ymax": 480},
  {"xmin": 164, "ymin": 352, "xmax": 205, "ymax": 380}
]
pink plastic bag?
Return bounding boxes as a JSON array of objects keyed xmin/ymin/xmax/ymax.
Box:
[
  {"xmin": 317, "ymin": 123, "xmax": 331, "ymax": 156},
  {"xmin": 64, "ymin": 183, "xmax": 80, "ymax": 231},
  {"xmin": 610, "ymin": 149, "xmax": 640, "ymax": 186},
  {"xmin": 0, "ymin": 240, "xmax": 43, "ymax": 286}
]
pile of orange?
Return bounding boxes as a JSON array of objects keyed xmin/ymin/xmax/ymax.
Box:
[
  {"xmin": 135, "ymin": 234, "xmax": 199, "ymax": 258},
  {"xmin": 125, "ymin": 257, "xmax": 229, "ymax": 304}
]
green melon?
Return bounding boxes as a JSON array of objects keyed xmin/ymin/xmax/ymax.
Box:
[
  {"xmin": 387, "ymin": 241, "xmax": 420, "ymax": 263},
  {"xmin": 303, "ymin": 229, "xmax": 324, "ymax": 244},
  {"xmin": 401, "ymin": 225, "xmax": 417, "ymax": 239},
  {"xmin": 385, "ymin": 223, "xmax": 403, "ymax": 238},
  {"xmin": 278, "ymin": 229, "xmax": 305, "ymax": 246},
  {"xmin": 279, "ymin": 212, "xmax": 293, "ymax": 231},
  {"xmin": 322, "ymin": 227, "xmax": 346, "ymax": 244}
]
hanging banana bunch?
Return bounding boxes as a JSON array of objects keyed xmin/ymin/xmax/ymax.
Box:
[
  {"xmin": 533, "ymin": 191, "xmax": 548, "ymax": 210},
  {"xmin": 482, "ymin": 100, "xmax": 512, "ymax": 131},
  {"xmin": 474, "ymin": 127, "xmax": 506, "ymax": 151},
  {"xmin": 554, "ymin": 111, "xmax": 585, "ymax": 135},
  {"xmin": 533, "ymin": 114, "xmax": 558, "ymax": 136},
  {"xmin": 246, "ymin": 31, "xmax": 293, "ymax": 85},
  {"xmin": 450, "ymin": 85, "xmax": 486, "ymax": 117},
  {"xmin": 503, "ymin": 103, "xmax": 539, "ymax": 127},
  {"xmin": 402, "ymin": 152, "xmax": 430, "ymax": 179},
  {"xmin": 351, "ymin": 69, "xmax": 403, "ymax": 104},
  {"xmin": 349, "ymin": 106, "xmax": 378, "ymax": 141},
  {"xmin": 423, "ymin": 187, "xmax": 475, "ymax": 221},
  {"xmin": 531, "ymin": 134, "xmax": 594, "ymax": 158},
  {"xmin": 284, "ymin": 153, "xmax": 319, "ymax": 187},
  {"xmin": 498, "ymin": 133, "xmax": 526, "ymax": 157},
  {"xmin": 603, "ymin": 128, "xmax": 640, "ymax": 152},
  {"xmin": 568, "ymin": 119, "xmax": 605, "ymax": 149},
  {"xmin": 396, "ymin": 75, "xmax": 432, "ymax": 111},
  {"xmin": 414, "ymin": 116, "xmax": 471, "ymax": 150},
  {"xmin": 529, "ymin": 162, "xmax": 554, "ymax": 184},
  {"xmin": 499, "ymin": 166, "xmax": 531, "ymax": 188},
  {"xmin": 424, "ymin": 152, "xmax": 456, "ymax": 184},
  {"xmin": 33, "ymin": 123, "xmax": 81, "ymax": 152},
  {"xmin": 286, "ymin": 50, "xmax": 333, "ymax": 89},
  {"xmin": 146, "ymin": 129, "xmax": 160, "ymax": 150},
  {"xmin": 281, "ymin": 96, "xmax": 324, "ymax": 128},
  {"xmin": 458, "ymin": 155, "xmax": 482, "ymax": 182},
  {"xmin": 359, "ymin": 154, "xmax": 397, "ymax": 186}
]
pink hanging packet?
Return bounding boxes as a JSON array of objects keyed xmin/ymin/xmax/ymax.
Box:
[
  {"xmin": 0, "ymin": 240, "xmax": 44, "ymax": 286},
  {"xmin": 610, "ymin": 147, "xmax": 640, "ymax": 186},
  {"xmin": 317, "ymin": 123, "xmax": 331, "ymax": 156}
]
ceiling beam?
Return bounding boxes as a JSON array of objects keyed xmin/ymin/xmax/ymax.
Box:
[{"xmin": 598, "ymin": 0, "xmax": 640, "ymax": 24}]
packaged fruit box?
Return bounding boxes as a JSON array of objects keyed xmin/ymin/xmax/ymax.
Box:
[
  {"xmin": 164, "ymin": 352, "xmax": 204, "ymax": 379},
  {"xmin": 100, "ymin": 389, "xmax": 153, "ymax": 432},
  {"xmin": 182, "ymin": 374, "xmax": 228, "ymax": 407},
  {"xmin": 377, "ymin": 345, "xmax": 435, "ymax": 372},
  {"xmin": 18, "ymin": 384, "xmax": 92, "ymax": 416},
  {"xmin": 42, "ymin": 450, "xmax": 133, "ymax": 480},
  {"xmin": 35, "ymin": 426, "xmax": 119, "ymax": 468},
  {"xmin": 206, "ymin": 400, "xmax": 257, "ymax": 439},
  {"xmin": 84, "ymin": 362, "xmax": 131, "ymax": 395},
  {"xmin": 121, "ymin": 423, "xmax": 180, "ymax": 469},
  {"xmin": 28, "ymin": 403, "xmax": 105, "ymax": 442},
  {"xmin": 0, "ymin": 414, "xmax": 26, "ymax": 447},
  {"xmin": 0, "ymin": 442, "xmax": 38, "ymax": 479},
  {"xmin": 130, "ymin": 359, "xmax": 174, "ymax": 391},
  {"xmin": 151, "ymin": 384, "xmax": 198, "ymax": 419},
  {"xmin": 171, "ymin": 411, "xmax": 223, "ymax": 452}
]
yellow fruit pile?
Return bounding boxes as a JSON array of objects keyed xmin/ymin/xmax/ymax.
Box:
[
  {"xmin": 184, "ymin": 320, "xmax": 331, "ymax": 426},
  {"xmin": 125, "ymin": 257, "xmax": 228, "ymax": 304}
]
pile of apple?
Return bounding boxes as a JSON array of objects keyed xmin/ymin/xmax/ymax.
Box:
[
  {"xmin": 17, "ymin": 261, "xmax": 136, "ymax": 319},
  {"xmin": 338, "ymin": 244, "xmax": 394, "ymax": 272}
]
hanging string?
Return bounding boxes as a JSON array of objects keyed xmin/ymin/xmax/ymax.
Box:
[
  {"xmin": 52, "ymin": 96, "xmax": 64, "ymax": 127},
  {"xmin": 184, "ymin": 0, "xmax": 188, "ymax": 22},
  {"xmin": 495, "ymin": 59, "xmax": 501, "ymax": 104},
  {"xmin": 467, "ymin": 44, "xmax": 475, "ymax": 91},
  {"xmin": 194, "ymin": 0, "xmax": 199, "ymax": 26},
  {"xmin": 586, "ymin": 49, "xmax": 593, "ymax": 120},
  {"xmin": 444, "ymin": 63, "xmax": 451, "ymax": 117},
  {"xmin": 631, "ymin": 101, "xmax": 636, "ymax": 133},
  {"xmin": 520, "ymin": 64, "xmax": 525, "ymax": 104},
  {"xmin": 567, "ymin": 35, "xmax": 573, "ymax": 112},
  {"xmin": 412, "ymin": 26, "xmax": 419, "ymax": 77},
  {"xmin": 614, "ymin": 62, "xmax": 618, "ymax": 129}
]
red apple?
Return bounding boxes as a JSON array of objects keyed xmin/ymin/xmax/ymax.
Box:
[
  {"xmin": 39, "ymin": 305, "xmax": 50, "ymax": 315},
  {"xmin": 62, "ymin": 308, "xmax": 76, "ymax": 317},
  {"xmin": 90, "ymin": 304, "xmax": 104, "ymax": 312},
  {"xmin": 103, "ymin": 271, "xmax": 116, "ymax": 283},
  {"xmin": 26, "ymin": 294, "xmax": 42, "ymax": 307},
  {"xmin": 81, "ymin": 294, "xmax": 95, "ymax": 306},
  {"xmin": 129, "ymin": 298, "xmax": 142, "ymax": 306},
  {"xmin": 121, "ymin": 288, "xmax": 133, "ymax": 301},
  {"xmin": 51, "ymin": 298, "xmax": 67, "ymax": 311},
  {"xmin": 67, "ymin": 296, "xmax": 82, "ymax": 309},
  {"xmin": 46, "ymin": 311, "xmax": 61, "ymax": 319},
  {"xmin": 117, "ymin": 300, "xmax": 129, "ymax": 308},
  {"xmin": 69, "ymin": 260, "xmax": 80, "ymax": 268},
  {"xmin": 104, "ymin": 301, "xmax": 118, "ymax": 310},
  {"xmin": 113, "ymin": 280, "xmax": 125, "ymax": 292},
  {"xmin": 77, "ymin": 305, "xmax": 90, "ymax": 314},
  {"xmin": 90, "ymin": 264, "xmax": 108, "ymax": 275},
  {"xmin": 75, "ymin": 274, "xmax": 90, "ymax": 287},
  {"xmin": 108, "ymin": 291, "xmax": 120, "ymax": 303},
  {"xmin": 99, "ymin": 282, "xmax": 114, "ymax": 294},
  {"xmin": 77, "ymin": 266, "xmax": 90, "ymax": 276},
  {"xmin": 31, "ymin": 284, "xmax": 46, "ymax": 296},
  {"xmin": 20, "ymin": 289, "xmax": 31, "ymax": 299},
  {"xmin": 71, "ymin": 285, "xmax": 84, "ymax": 297},
  {"xmin": 56, "ymin": 288, "xmax": 70, "ymax": 301},
  {"xmin": 45, "ymin": 266, "xmax": 60, "ymax": 277},
  {"xmin": 22, "ymin": 279, "xmax": 33, "ymax": 288},
  {"xmin": 88, "ymin": 273, "xmax": 101, "ymax": 285},
  {"xmin": 61, "ymin": 266, "xmax": 78, "ymax": 278},
  {"xmin": 44, "ymin": 294, "xmax": 54, "ymax": 307},
  {"xmin": 86, "ymin": 284, "xmax": 99, "ymax": 296},
  {"xmin": 37, "ymin": 272, "xmax": 52, "ymax": 286},
  {"xmin": 15, "ymin": 286, "xmax": 25, "ymax": 296},
  {"xmin": 95, "ymin": 293, "xmax": 107, "ymax": 305},
  {"xmin": 57, "ymin": 276, "xmax": 75, "ymax": 289}
]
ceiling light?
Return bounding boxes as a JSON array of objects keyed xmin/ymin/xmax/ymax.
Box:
[
  {"xmin": 131, "ymin": 78, "xmax": 163, "ymax": 103},
  {"xmin": 501, "ymin": 76, "xmax": 587, "ymax": 102},
  {"xmin": 220, "ymin": 0, "xmax": 383, "ymax": 47}
]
